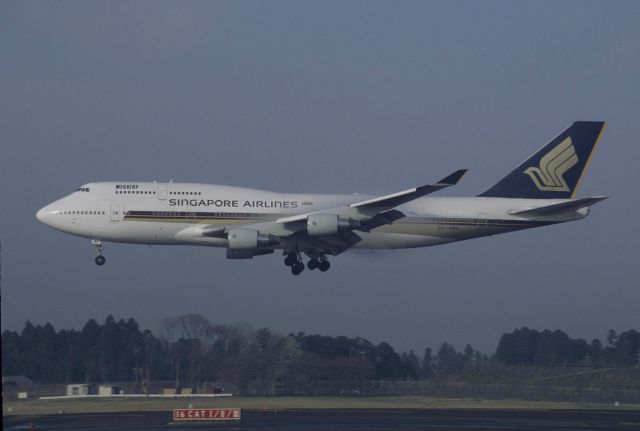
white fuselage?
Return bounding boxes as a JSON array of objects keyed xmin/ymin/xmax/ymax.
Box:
[{"xmin": 36, "ymin": 182, "xmax": 587, "ymax": 250}]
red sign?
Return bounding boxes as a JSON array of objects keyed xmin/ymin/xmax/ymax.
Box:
[{"xmin": 173, "ymin": 408, "xmax": 241, "ymax": 421}]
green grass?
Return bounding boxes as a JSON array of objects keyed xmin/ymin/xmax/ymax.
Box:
[{"xmin": 4, "ymin": 396, "xmax": 640, "ymax": 416}]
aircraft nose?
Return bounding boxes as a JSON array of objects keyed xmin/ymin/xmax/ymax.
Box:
[{"xmin": 36, "ymin": 204, "xmax": 54, "ymax": 225}]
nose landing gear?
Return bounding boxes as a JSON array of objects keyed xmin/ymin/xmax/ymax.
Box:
[{"xmin": 92, "ymin": 239, "xmax": 106, "ymax": 266}]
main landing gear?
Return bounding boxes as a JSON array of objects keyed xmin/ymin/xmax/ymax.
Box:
[
  {"xmin": 307, "ymin": 257, "xmax": 330, "ymax": 272},
  {"xmin": 92, "ymin": 239, "xmax": 106, "ymax": 266},
  {"xmin": 284, "ymin": 252, "xmax": 331, "ymax": 275},
  {"xmin": 284, "ymin": 252, "xmax": 305, "ymax": 275}
]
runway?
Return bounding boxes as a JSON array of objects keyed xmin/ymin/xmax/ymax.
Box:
[{"xmin": 4, "ymin": 408, "xmax": 640, "ymax": 431}]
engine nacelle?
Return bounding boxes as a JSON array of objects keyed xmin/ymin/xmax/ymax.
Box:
[
  {"xmin": 307, "ymin": 213, "xmax": 353, "ymax": 236},
  {"xmin": 227, "ymin": 228, "xmax": 279, "ymax": 250}
]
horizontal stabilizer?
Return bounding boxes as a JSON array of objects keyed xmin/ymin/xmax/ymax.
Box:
[{"xmin": 510, "ymin": 196, "xmax": 608, "ymax": 218}]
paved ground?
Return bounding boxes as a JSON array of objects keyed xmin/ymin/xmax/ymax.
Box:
[{"xmin": 4, "ymin": 408, "xmax": 640, "ymax": 431}]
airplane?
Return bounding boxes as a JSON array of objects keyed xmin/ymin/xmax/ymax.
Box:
[{"xmin": 37, "ymin": 121, "xmax": 608, "ymax": 275}]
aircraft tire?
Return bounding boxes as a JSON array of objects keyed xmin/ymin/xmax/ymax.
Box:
[
  {"xmin": 307, "ymin": 259, "xmax": 318, "ymax": 270},
  {"xmin": 291, "ymin": 261, "xmax": 305, "ymax": 275},
  {"xmin": 95, "ymin": 255, "xmax": 106, "ymax": 266},
  {"xmin": 284, "ymin": 254, "xmax": 297, "ymax": 266},
  {"xmin": 319, "ymin": 260, "xmax": 330, "ymax": 272}
]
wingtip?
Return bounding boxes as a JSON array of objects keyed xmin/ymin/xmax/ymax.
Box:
[{"xmin": 437, "ymin": 169, "xmax": 468, "ymax": 185}]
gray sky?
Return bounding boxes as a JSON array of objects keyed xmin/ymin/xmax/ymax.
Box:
[{"xmin": 1, "ymin": 1, "xmax": 639, "ymax": 354}]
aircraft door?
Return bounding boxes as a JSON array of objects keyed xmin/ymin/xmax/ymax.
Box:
[
  {"xmin": 157, "ymin": 183, "xmax": 168, "ymax": 200},
  {"xmin": 110, "ymin": 204, "xmax": 120, "ymax": 222}
]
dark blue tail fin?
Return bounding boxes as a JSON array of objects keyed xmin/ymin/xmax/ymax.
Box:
[{"xmin": 479, "ymin": 121, "xmax": 606, "ymax": 199}]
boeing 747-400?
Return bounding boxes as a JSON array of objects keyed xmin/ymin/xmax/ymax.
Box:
[{"xmin": 37, "ymin": 121, "xmax": 607, "ymax": 275}]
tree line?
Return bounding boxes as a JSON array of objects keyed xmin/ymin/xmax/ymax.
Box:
[
  {"xmin": 2, "ymin": 315, "xmax": 638, "ymax": 392},
  {"xmin": 496, "ymin": 327, "xmax": 639, "ymax": 367}
]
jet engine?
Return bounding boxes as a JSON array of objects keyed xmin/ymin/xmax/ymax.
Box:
[
  {"xmin": 307, "ymin": 213, "xmax": 355, "ymax": 236},
  {"xmin": 227, "ymin": 228, "xmax": 279, "ymax": 250}
]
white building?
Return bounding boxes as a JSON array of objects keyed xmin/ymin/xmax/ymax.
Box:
[
  {"xmin": 66, "ymin": 384, "xmax": 96, "ymax": 396},
  {"xmin": 98, "ymin": 385, "xmax": 122, "ymax": 395}
]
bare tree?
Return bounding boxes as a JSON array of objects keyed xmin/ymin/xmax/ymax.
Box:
[{"xmin": 158, "ymin": 314, "xmax": 215, "ymax": 389}]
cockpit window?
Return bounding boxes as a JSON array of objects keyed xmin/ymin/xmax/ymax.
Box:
[{"xmin": 76, "ymin": 187, "xmax": 90, "ymax": 192}]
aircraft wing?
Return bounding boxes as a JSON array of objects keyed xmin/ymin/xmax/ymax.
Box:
[
  {"xmin": 272, "ymin": 169, "xmax": 467, "ymax": 255},
  {"xmin": 276, "ymin": 169, "xmax": 467, "ymax": 224},
  {"xmin": 200, "ymin": 169, "xmax": 466, "ymax": 257},
  {"xmin": 286, "ymin": 229, "xmax": 363, "ymax": 256},
  {"xmin": 350, "ymin": 169, "xmax": 467, "ymax": 211}
]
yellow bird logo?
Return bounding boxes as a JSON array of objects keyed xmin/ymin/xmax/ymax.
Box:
[{"xmin": 524, "ymin": 137, "xmax": 578, "ymax": 192}]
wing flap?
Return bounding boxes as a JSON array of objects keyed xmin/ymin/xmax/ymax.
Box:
[{"xmin": 288, "ymin": 229, "xmax": 361, "ymax": 255}]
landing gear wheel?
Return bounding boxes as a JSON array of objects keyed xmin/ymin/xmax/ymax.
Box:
[
  {"xmin": 291, "ymin": 261, "xmax": 305, "ymax": 275},
  {"xmin": 307, "ymin": 259, "xmax": 319, "ymax": 270},
  {"xmin": 318, "ymin": 259, "xmax": 330, "ymax": 272},
  {"xmin": 92, "ymin": 239, "xmax": 105, "ymax": 266},
  {"xmin": 284, "ymin": 253, "xmax": 297, "ymax": 267}
]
